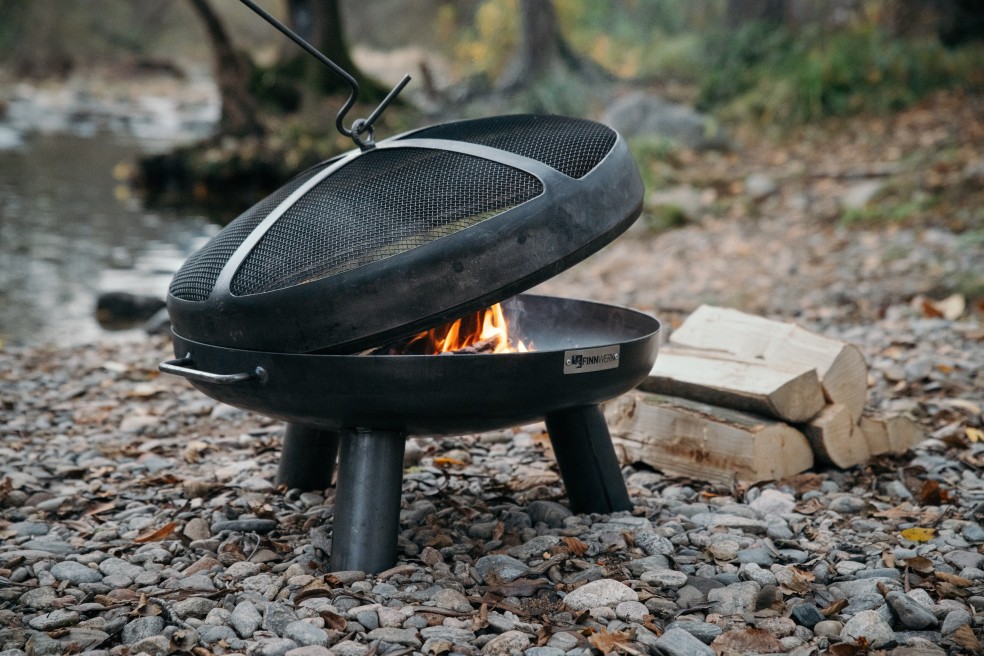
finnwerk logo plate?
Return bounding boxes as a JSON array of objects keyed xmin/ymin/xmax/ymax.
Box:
[{"xmin": 563, "ymin": 345, "xmax": 620, "ymax": 374}]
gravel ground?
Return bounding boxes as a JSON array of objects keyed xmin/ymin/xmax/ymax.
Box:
[{"xmin": 2, "ymin": 92, "xmax": 984, "ymax": 655}]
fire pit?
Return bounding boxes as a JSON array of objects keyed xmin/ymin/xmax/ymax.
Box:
[{"xmin": 159, "ymin": 0, "xmax": 661, "ymax": 573}]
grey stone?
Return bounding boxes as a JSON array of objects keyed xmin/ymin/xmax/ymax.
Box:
[
  {"xmin": 562, "ymin": 579, "xmax": 638, "ymax": 610},
  {"xmin": 887, "ymin": 590, "xmax": 938, "ymax": 630},
  {"xmin": 49, "ymin": 561, "xmax": 102, "ymax": 585},
  {"xmin": 634, "ymin": 531, "xmax": 675, "ymax": 556},
  {"xmin": 508, "ymin": 535, "xmax": 560, "ymax": 560},
  {"xmin": 652, "ymin": 627, "xmax": 715, "ymax": 656},
  {"xmin": 944, "ymin": 549, "xmax": 984, "ymax": 571},
  {"xmin": 527, "ymin": 500, "xmax": 572, "ymax": 528},
  {"xmin": 121, "ymin": 616, "xmax": 165, "ymax": 645},
  {"xmin": 10, "ymin": 521, "xmax": 49, "ymax": 537},
  {"xmin": 264, "ymin": 603, "xmax": 300, "ymax": 636},
  {"xmin": 941, "ymin": 609, "xmax": 972, "ymax": 635},
  {"xmin": 854, "ymin": 567, "xmax": 903, "ymax": 580},
  {"xmin": 841, "ymin": 610, "xmax": 894, "ymax": 646},
  {"xmin": 546, "ymin": 631, "xmax": 580, "ymax": 651},
  {"xmin": 736, "ymin": 547, "xmax": 775, "ymax": 566},
  {"xmin": 199, "ymin": 625, "xmax": 239, "ymax": 644},
  {"xmin": 26, "ymin": 609, "xmax": 79, "ymax": 631},
  {"xmin": 626, "ymin": 555, "xmax": 670, "ymax": 576},
  {"xmin": 232, "ymin": 600, "xmax": 263, "ymax": 638},
  {"xmin": 962, "ymin": 522, "xmax": 984, "ymax": 542},
  {"xmin": 329, "ymin": 641, "xmax": 368, "ymax": 656},
  {"xmin": 828, "ymin": 495, "xmax": 866, "ymax": 513},
  {"xmin": 601, "ymin": 91, "xmax": 726, "ymax": 150},
  {"xmin": 480, "ymin": 630, "xmax": 530, "ymax": 655},
  {"xmin": 432, "ymin": 587, "xmax": 472, "ymax": 612},
  {"xmin": 615, "ymin": 600, "xmax": 648, "ymax": 623},
  {"xmin": 473, "ymin": 554, "xmax": 529, "ymax": 583},
  {"xmin": 790, "ymin": 604, "xmax": 823, "ymax": 629},
  {"xmin": 813, "ymin": 620, "xmax": 844, "ymax": 639},
  {"xmin": 524, "ymin": 648, "xmax": 565, "ymax": 656},
  {"xmin": 830, "ymin": 577, "xmax": 900, "ymax": 598},
  {"xmin": 689, "ymin": 513, "xmax": 767, "ymax": 532},
  {"xmin": 665, "ymin": 620, "xmax": 722, "ymax": 645},
  {"xmin": 640, "ymin": 568, "xmax": 688, "ymax": 588},
  {"xmin": 707, "ymin": 581, "xmax": 760, "ymax": 615},
  {"xmin": 366, "ymin": 627, "xmax": 421, "ymax": 648},
  {"xmin": 419, "ymin": 626, "xmax": 476, "ymax": 644},
  {"xmin": 286, "ymin": 648, "xmax": 332, "ymax": 656},
  {"xmin": 745, "ymin": 173, "xmax": 778, "ymax": 201},
  {"xmin": 172, "ymin": 597, "xmax": 220, "ymax": 618},
  {"xmin": 841, "ymin": 180, "xmax": 884, "ymax": 210},
  {"xmin": 355, "ymin": 610, "xmax": 379, "ymax": 631},
  {"xmin": 130, "ymin": 635, "xmax": 170, "ymax": 656},
  {"xmin": 284, "ymin": 621, "xmax": 329, "ymax": 647},
  {"xmin": 254, "ymin": 638, "xmax": 300, "ymax": 656},
  {"xmin": 211, "ymin": 518, "xmax": 278, "ymax": 533}
]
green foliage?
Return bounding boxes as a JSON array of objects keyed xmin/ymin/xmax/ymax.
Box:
[{"xmin": 697, "ymin": 21, "xmax": 984, "ymax": 125}]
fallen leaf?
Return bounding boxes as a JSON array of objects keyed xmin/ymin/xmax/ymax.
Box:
[
  {"xmin": 952, "ymin": 624, "xmax": 981, "ymax": 652},
  {"xmin": 778, "ymin": 567, "xmax": 814, "ymax": 594},
  {"xmin": 562, "ymin": 536, "xmax": 589, "ymax": 557},
  {"xmin": 320, "ymin": 609, "xmax": 348, "ymax": 632},
  {"xmin": 937, "ymin": 293, "xmax": 966, "ymax": 320},
  {"xmin": 433, "ymin": 457, "xmax": 466, "ymax": 468},
  {"xmin": 709, "ymin": 628, "xmax": 783, "ymax": 655},
  {"xmin": 492, "ymin": 521, "xmax": 505, "ymax": 541},
  {"xmin": 133, "ymin": 521, "xmax": 177, "ymax": 543},
  {"xmin": 825, "ymin": 643, "xmax": 861, "ymax": 656},
  {"xmin": 294, "ymin": 581, "xmax": 334, "ymax": 604},
  {"xmin": 182, "ymin": 440, "xmax": 211, "ymax": 464},
  {"xmin": 794, "ymin": 497, "xmax": 825, "ymax": 515},
  {"xmin": 486, "ymin": 578, "xmax": 549, "ymax": 598},
  {"xmin": 935, "ymin": 571, "xmax": 973, "ymax": 587},
  {"xmin": 423, "ymin": 639, "xmax": 453, "ymax": 655},
  {"xmin": 900, "ymin": 527, "xmax": 936, "ymax": 542},
  {"xmin": 916, "ymin": 480, "xmax": 952, "ymax": 506},
  {"xmin": 83, "ymin": 501, "xmax": 117, "ymax": 517},
  {"xmin": 586, "ymin": 628, "xmax": 633, "ymax": 655},
  {"xmin": 821, "ymin": 598, "xmax": 849, "ymax": 617},
  {"xmin": 966, "ymin": 427, "xmax": 984, "ymax": 443},
  {"xmin": 904, "ymin": 555, "xmax": 935, "ymax": 574},
  {"xmin": 874, "ymin": 502, "xmax": 920, "ymax": 519}
]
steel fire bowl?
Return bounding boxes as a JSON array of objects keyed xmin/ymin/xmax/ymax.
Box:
[{"xmin": 162, "ymin": 295, "xmax": 659, "ymax": 435}]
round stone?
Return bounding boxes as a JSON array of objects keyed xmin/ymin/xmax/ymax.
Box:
[
  {"xmin": 49, "ymin": 561, "xmax": 102, "ymax": 585},
  {"xmin": 840, "ymin": 610, "xmax": 893, "ymax": 646},
  {"xmin": 284, "ymin": 621, "xmax": 329, "ymax": 647},
  {"xmin": 562, "ymin": 579, "xmax": 638, "ymax": 610}
]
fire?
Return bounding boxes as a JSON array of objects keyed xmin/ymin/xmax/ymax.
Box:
[{"xmin": 404, "ymin": 303, "xmax": 530, "ymax": 354}]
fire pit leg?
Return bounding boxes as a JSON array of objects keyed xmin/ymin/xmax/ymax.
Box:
[
  {"xmin": 330, "ymin": 429, "xmax": 406, "ymax": 573},
  {"xmin": 276, "ymin": 423, "xmax": 340, "ymax": 491},
  {"xmin": 545, "ymin": 405, "xmax": 632, "ymax": 514}
]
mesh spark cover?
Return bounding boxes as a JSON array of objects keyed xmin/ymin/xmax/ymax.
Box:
[
  {"xmin": 404, "ymin": 115, "xmax": 616, "ymax": 179},
  {"xmin": 168, "ymin": 162, "xmax": 332, "ymax": 302},
  {"xmin": 229, "ymin": 148, "xmax": 542, "ymax": 296}
]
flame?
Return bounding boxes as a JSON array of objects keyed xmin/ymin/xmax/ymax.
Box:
[{"xmin": 405, "ymin": 303, "xmax": 530, "ymax": 354}]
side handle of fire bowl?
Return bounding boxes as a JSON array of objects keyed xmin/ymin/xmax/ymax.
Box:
[{"xmin": 545, "ymin": 404, "xmax": 632, "ymax": 515}]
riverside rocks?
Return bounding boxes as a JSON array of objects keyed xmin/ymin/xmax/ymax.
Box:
[{"xmin": 1, "ymin": 304, "xmax": 983, "ymax": 656}]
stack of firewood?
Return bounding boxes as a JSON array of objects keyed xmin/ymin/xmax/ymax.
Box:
[{"xmin": 604, "ymin": 305, "xmax": 923, "ymax": 485}]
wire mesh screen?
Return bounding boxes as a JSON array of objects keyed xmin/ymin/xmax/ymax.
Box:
[
  {"xmin": 404, "ymin": 115, "xmax": 616, "ymax": 179},
  {"xmin": 168, "ymin": 162, "xmax": 333, "ymax": 302},
  {"xmin": 230, "ymin": 148, "xmax": 543, "ymax": 296}
]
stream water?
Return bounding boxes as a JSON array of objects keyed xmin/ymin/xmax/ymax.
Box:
[{"xmin": 0, "ymin": 133, "xmax": 217, "ymax": 348}]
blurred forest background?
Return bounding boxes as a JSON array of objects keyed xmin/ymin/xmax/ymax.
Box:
[
  {"xmin": 2, "ymin": 0, "xmax": 983, "ymax": 205},
  {"xmin": 1, "ymin": 0, "xmax": 983, "ymax": 346}
]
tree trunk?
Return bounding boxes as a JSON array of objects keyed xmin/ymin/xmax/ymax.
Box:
[
  {"xmin": 496, "ymin": 0, "xmax": 610, "ymax": 92},
  {"xmin": 187, "ymin": 0, "xmax": 264, "ymax": 137},
  {"xmin": 286, "ymin": 0, "xmax": 388, "ymax": 101}
]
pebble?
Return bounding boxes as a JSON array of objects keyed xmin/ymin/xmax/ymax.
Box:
[
  {"xmin": 887, "ymin": 590, "xmax": 939, "ymax": 629},
  {"xmin": 49, "ymin": 561, "xmax": 102, "ymax": 585},
  {"xmin": 3, "ymin": 298, "xmax": 984, "ymax": 656},
  {"xmin": 841, "ymin": 610, "xmax": 895, "ymax": 646},
  {"xmin": 563, "ymin": 579, "xmax": 638, "ymax": 610},
  {"xmin": 652, "ymin": 627, "xmax": 715, "ymax": 656}
]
